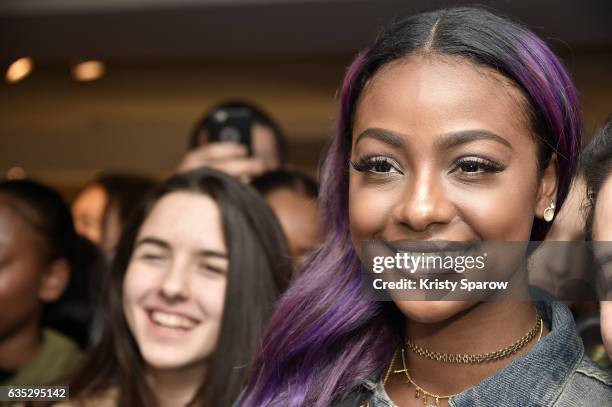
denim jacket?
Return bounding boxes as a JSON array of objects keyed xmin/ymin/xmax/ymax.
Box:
[{"xmin": 358, "ymin": 300, "xmax": 612, "ymax": 407}]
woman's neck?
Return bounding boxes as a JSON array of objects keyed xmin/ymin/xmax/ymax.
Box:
[
  {"xmin": 146, "ymin": 363, "xmax": 206, "ymax": 407},
  {"xmin": 0, "ymin": 317, "xmax": 41, "ymax": 371},
  {"xmin": 386, "ymin": 301, "xmax": 548, "ymax": 406}
]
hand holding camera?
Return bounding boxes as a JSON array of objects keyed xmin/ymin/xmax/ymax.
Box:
[
  {"xmin": 177, "ymin": 141, "xmax": 265, "ymax": 181},
  {"xmin": 177, "ymin": 107, "xmax": 266, "ymax": 181}
]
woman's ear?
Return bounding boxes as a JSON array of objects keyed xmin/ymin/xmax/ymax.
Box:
[
  {"xmin": 38, "ymin": 258, "xmax": 71, "ymax": 303},
  {"xmin": 535, "ymin": 153, "xmax": 558, "ymax": 220}
]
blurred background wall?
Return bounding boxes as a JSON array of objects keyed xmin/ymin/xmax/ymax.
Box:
[{"xmin": 0, "ymin": 0, "xmax": 610, "ymax": 196}]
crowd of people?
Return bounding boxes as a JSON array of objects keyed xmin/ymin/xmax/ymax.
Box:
[{"xmin": 0, "ymin": 6, "xmax": 611, "ymax": 407}]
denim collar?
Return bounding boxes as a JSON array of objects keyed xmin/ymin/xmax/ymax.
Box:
[
  {"xmin": 363, "ymin": 296, "xmax": 584, "ymax": 407},
  {"xmin": 448, "ymin": 299, "xmax": 583, "ymax": 406}
]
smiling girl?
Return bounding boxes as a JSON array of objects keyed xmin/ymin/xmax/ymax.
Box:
[
  {"xmin": 239, "ymin": 7, "xmax": 611, "ymax": 407},
  {"xmin": 60, "ymin": 168, "xmax": 291, "ymax": 406}
]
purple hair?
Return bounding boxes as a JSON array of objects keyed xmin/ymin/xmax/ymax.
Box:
[{"xmin": 240, "ymin": 7, "xmax": 581, "ymax": 406}]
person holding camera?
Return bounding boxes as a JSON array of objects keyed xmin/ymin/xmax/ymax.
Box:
[{"xmin": 177, "ymin": 101, "xmax": 288, "ymax": 182}]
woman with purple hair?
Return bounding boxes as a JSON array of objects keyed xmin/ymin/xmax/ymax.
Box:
[{"xmin": 239, "ymin": 6, "xmax": 611, "ymax": 407}]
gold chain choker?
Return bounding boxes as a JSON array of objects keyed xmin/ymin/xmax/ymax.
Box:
[{"xmin": 406, "ymin": 313, "xmax": 543, "ymax": 364}]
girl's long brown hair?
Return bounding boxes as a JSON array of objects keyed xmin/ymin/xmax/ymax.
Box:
[{"xmin": 68, "ymin": 168, "xmax": 291, "ymax": 406}]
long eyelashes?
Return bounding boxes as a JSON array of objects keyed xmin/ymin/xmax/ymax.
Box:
[
  {"xmin": 349, "ymin": 155, "xmax": 402, "ymax": 174},
  {"xmin": 350, "ymin": 155, "xmax": 505, "ymax": 177},
  {"xmin": 451, "ymin": 156, "xmax": 505, "ymax": 174}
]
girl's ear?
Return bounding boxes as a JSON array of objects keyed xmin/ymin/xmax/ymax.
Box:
[
  {"xmin": 38, "ymin": 258, "xmax": 71, "ymax": 303},
  {"xmin": 535, "ymin": 153, "xmax": 558, "ymax": 220}
]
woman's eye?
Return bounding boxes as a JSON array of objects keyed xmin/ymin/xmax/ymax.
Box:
[
  {"xmin": 372, "ymin": 161, "xmax": 395, "ymax": 173},
  {"xmin": 197, "ymin": 262, "xmax": 225, "ymax": 275},
  {"xmin": 350, "ymin": 156, "xmax": 402, "ymax": 175},
  {"xmin": 453, "ymin": 157, "xmax": 504, "ymax": 175},
  {"xmin": 140, "ymin": 253, "xmax": 166, "ymax": 262}
]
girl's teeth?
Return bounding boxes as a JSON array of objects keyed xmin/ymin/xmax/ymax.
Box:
[{"xmin": 151, "ymin": 311, "xmax": 196, "ymax": 329}]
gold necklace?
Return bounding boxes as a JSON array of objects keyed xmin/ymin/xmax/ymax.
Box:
[
  {"xmin": 380, "ymin": 348, "xmax": 460, "ymax": 407},
  {"xmin": 397, "ymin": 347, "xmax": 459, "ymax": 407},
  {"xmin": 406, "ymin": 313, "xmax": 542, "ymax": 364},
  {"xmin": 366, "ymin": 314, "xmax": 545, "ymax": 407}
]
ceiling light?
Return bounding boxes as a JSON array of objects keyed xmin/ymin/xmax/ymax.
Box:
[
  {"xmin": 6, "ymin": 57, "xmax": 33, "ymax": 84},
  {"xmin": 72, "ymin": 60, "xmax": 105, "ymax": 82}
]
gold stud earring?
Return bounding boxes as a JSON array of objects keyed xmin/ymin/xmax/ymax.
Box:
[{"xmin": 543, "ymin": 200, "xmax": 556, "ymax": 222}]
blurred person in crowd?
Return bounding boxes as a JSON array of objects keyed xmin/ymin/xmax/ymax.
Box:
[
  {"xmin": 528, "ymin": 176, "xmax": 595, "ymax": 299},
  {"xmin": 0, "ymin": 180, "xmax": 82, "ymax": 389},
  {"xmin": 529, "ymin": 154, "xmax": 609, "ymax": 369},
  {"xmin": 71, "ymin": 173, "xmax": 156, "ymax": 253},
  {"xmin": 178, "ymin": 101, "xmax": 287, "ymax": 182},
  {"xmin": 61, "ymin": 168, "xmax": 291, "ymax": 406},
  {"xmin": 541, "ymin": 176, "xmax": 588, "ymax": 242},
  {"xmin": 45, "ymin": 235, "xmax": 107, "ymax": 349},
  {"xmin": 239, "ymin": 7, "xmax": 612, "ymax": 407},
  {"xmin": 71, "ymin": 179, "xmax": 105, "ymax": 244},
  {"xmin": 583, "ymin": 119, "xmax": 612, "ymax": 361},
  {"xmin": 251, "ymin": 170, "xmax": 320, "ymax": 269}
]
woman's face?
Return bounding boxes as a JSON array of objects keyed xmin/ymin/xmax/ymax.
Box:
[
  {"xmin": 0, "ymin": 197, "xmax": 47, "ymax": 340},
  {"xmin": 72, "ymin": 183, "xmax": 107, "ymax": 244},
  {"xmin": 265, "ymin": 188, "xmax": 320, "ymax": 261},
  {"xmin": 593, "ymin": 175, "xmax": 612, "ymax": 295},
  {"xmin": 123, "ymin": 192, "xmax": 228, "ymax": 371},
  {"xmin": 348, "ymin": 56, "xmax": 557, "ymax": 322},
  {"xmin": 593, "ymin": 175, "xmax": 612, "ymax": 242},
  {"xmin": 593, "ymin": 175, "xmax": 612, "ymax": 354}
]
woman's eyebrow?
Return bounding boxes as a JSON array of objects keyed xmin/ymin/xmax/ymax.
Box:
[
  {"xmin": 134, "ymin": 237, "xmax": 171, "ymax": 250},
  {"xmin": 354, "ymin": 128, "xmax": 406, "ymax": 148},
  {"xmin": 195, "ymin": 250, "xmax": 229, "ymax": 259},
  {"xmin": 435, "ymin": 130, "xmax": 513, "ymax": 150}
]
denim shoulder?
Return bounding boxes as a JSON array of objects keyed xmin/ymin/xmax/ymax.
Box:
[{"xmin": 554, "ymin": 356, "xmax": 612, "ymax": 406}]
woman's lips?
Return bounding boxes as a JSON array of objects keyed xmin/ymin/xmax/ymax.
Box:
[
  {"xmin": 145, "ymin": 308, "xmax": 201, "ymax": 337},
  {"xmin": 376, "ymin": 240, "xmax": 481, "ymax": 275},
  {"xmin": 382, "ymin": 240, "xmax": 480, "ymax": 253}
]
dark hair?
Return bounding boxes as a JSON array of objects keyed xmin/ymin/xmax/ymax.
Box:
[
  {"xmin": 68, "ymin": 168, "xmax": 292, "ymax": 406},
  {"xmin": 0, "ymin": 179, "xmax": 77, "ymax": 265},
  {"xmin": 95, "ymin": 173, "xmax": 157, "ymax": 231},
  {"xmin": 251, "ymin": 169, "xmax": 318, "ymax": 199},
  {"xmin": 584, "ymin": 119, "xmax": 612, "ymax": 240},
  {"xmin": 188, "ymin": 100, "xmax": 288, "ymax": 166},
  {"xmin": 75, "ymin": 172, "xmax": 156, "ymax": 237},
  {"xmin": 0, "ymin": 179, "xmax": 101, "ymax": 348},
  {"xmin": 240, "ymin": 7, "xmax": 581, "ymax": 407}
]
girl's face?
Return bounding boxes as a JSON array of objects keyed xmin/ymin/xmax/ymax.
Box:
[
  {"xmin": 348, "ymin": 56, "xmax": 557, "ymax": 322},
  {"xmin": 592, "ymin": 175, "xmax": 612, "ymax": 296},
  {"xmin": 593, "ymin": 175, "xmax": 612, "ymax": 242},
  {"xmin": 123, "ymin": 192, "xmax": 228, "ymax": 371},
  {"xmin": 71, "ymin": 183, "xmax": 107, "ymax": 244},
  {"xmin": 594, "ymin": 175, "xmax": 612, "ymax": 354}
]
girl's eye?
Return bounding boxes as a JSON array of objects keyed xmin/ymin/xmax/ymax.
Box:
[
  {"xmin": 453, "ymin": 157, "xmax": 505, "ymax": 175},
  {"xmin": 350, "ymin": 156, "xmax": 402, "ymax": 175},
  {"xmin": 197, "ymin": 263, "xmax": 225, "ymax": 275},
  {"xmin": 197, "ymin": 261, "xmax": 225, "ymax": 274},
  {"xmin": 140, "ymin": 253, "xmax": 166, "ymax": 262}
]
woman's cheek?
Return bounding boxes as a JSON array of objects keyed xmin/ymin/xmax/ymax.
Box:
[
  {"xmin": 349, "ymin": 183, "xmax": 395, "ymax": 241},
  {"xmin": 123, "ymin": 263, "xmax": 157, "ymax": 310},
  {"xmin": 193, "ymin": 277, "xmax": 227, "ymax": 320},
  {"xmin": 449, "ymin": 178, "xmax": 537, "ymax": 241}
]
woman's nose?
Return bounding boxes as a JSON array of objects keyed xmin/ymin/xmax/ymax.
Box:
[
  {"xmin": 392, "ymin": 169, "xmax": 455, "ymax": 234},
  {"xmin": 159, "ymin": 260, "xmax": 190, "ymax": 300}
]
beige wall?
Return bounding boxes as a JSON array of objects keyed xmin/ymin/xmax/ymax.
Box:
[{"xmin": 0, "ymin": 51, "xmax": 610, "ymax": 196}]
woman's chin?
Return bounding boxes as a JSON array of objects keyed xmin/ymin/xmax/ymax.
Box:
[{"xmin": 395, "ymin": 300, "xmax": 473, "ymax": 324}]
